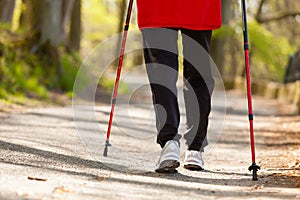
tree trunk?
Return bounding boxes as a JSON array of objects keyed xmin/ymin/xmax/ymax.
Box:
[
  {"xmin": 117, "ymin": 0, "xmax": 126, "ymax": 34},
  {"xmin": 39, "ymin": 0, "xmax": 62, "ymax": 46},
  {"xmin": 61, "ymin": 0, "xmax": 75, "ymax": 43},
  {"xmin": 19, "ymin": 0, "xmax": 63, "ymax": 75},
  {"xmin": 69, "ymin": 0, "xmax": 81, "ymax": 51},
  {"xmin": 24, "ymin": 0, "xmax": 62, "ymax": 46},
  {"xmin": 19, "ymin": 0, "xmax": 43, "ymax": 30},
  {"xmin": 211, "ymin": 0, "xmax": 232, "ymax": 75},
  {"xmin": 0, "ymin": 0, "xmax": 15, "ymax": 24},
  {"xmin": 114, "ymin": 0, "xmax": 126, "ymax": 68},
  {"xmin": 255, "ymin": 0, "xmax": 266, "ymax": 22},
  {"xmin": 19, "ymin": 0, "xmax": 31, "ymax": 29}
]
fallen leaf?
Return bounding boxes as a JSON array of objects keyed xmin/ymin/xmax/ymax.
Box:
[
  {"xmin": 16, "ymin": 191, "xmax": 30, "ymax": 197},
  {"xmin": 97, "ymin": 176, "xmax": 106, "ymax": 181},
  {"xmin": 28, "ymin": 177, "xmax": 47, "ymax": 182},
  {"xmin": 53, "ymin": 186, "xmax": 70, "ymax": 193},
  {"xmin": 142, "ymin": 172, "xmax": 165, "ymax": 177},
  {"xmin": 247, "ymin": 184, "xmax": 264, "ymax": 191}
]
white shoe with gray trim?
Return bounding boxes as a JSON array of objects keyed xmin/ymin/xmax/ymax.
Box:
[
  {"xmin": 183, "ymin": 150, "xmax": 204, "ymax": 171},
  {"xmin": 155, "ymin": 140, "xmax": 180, "ymax": 173}
]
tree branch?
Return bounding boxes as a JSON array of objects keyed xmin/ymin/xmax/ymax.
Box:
[
  {"xmin": 257, "ymin": 11, "xmax": 300, "ymax": 23},
  {"xmin": 255, "ymin": 0, "xmax": 267, "ymax": 22}
]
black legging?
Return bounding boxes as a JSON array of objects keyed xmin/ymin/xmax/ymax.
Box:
[{"xmin": 142, "ymin": 28, "xmax": 214, "ymax": 151}]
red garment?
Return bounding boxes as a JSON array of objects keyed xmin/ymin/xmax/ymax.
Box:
[{"xmin": 136, "ymin": 0, "xmax": 222, "ymax": 30}]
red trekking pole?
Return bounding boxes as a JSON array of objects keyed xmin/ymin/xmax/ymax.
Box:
[
  {"xmin": 103, "ymin": 0, "xmax": 134, "ymax": 157},
  {"xmin": 241, "ymin": 0, "xmax": 260, "ymax": 180}
]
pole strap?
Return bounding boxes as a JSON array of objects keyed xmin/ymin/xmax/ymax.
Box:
[
  {"xmin": 124, "ymin": 24, "xmax": 129, "ymax": 31},
  {"xmin": 244, "ymin": 43, "xmax": 249, "ymax": 50},
  {"xmin": 249, "ymin": 114, "xmax": 254, "ymax": 120}
]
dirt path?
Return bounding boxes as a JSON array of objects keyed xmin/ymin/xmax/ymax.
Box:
[{"xmin": 0, "ymin": 87, "xmax": 299, "ymax": 199}]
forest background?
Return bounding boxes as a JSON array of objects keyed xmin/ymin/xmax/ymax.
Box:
[{"xmin": 0, "ymin": 0, "xmax": 300, "ymax": 108}]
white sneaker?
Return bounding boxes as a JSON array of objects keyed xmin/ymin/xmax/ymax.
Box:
[
  {"xmin": 155, "ymin": 140, "xmax": 180, "ymax": 173},
  {"xmin": 183, "ymin": 150, "xmax": 204, "ymax": 171}
]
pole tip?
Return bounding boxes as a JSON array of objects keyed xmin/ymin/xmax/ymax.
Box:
[
  {"xmin": 103, "ymin": 145, "xmax": 108, "ymax": 157},
  {"xmin": 248, "ymin": 163, "xmax": 260, "ymax": 181},
  {"xmin": 252, "ymin": 170, "xmax": 258, "ymax": 181},
  {"xmin": 103, "ymin": 141, "xmax": 112, "ymax": 157}
]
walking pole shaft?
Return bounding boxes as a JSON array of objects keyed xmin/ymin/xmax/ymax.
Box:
[
  {"xmin": 103, "ymin": 0, "xmax": 134, "ymax": 157},
  {"xmin": 241, "ymin": 0, "xmax": 260, "ymax": 180}
]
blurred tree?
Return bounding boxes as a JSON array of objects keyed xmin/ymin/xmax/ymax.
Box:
[
  {"xmin": 114, "ymin": 0, "xmax": 126, "ymax": 68},
  {"xmin": 61, "ymin": 0, "xmax": 75, "ymax": 43},
  {"xmin": 19, "ymin": 0, "xmax": 82, "ymax": 49},
  {"xmin": 17, "ymin": 0, "xmax": 82, "ymax": 86},
  {"xmin": 117, "ymin": 0, "xmax": 126, "ymax": 34},
  {"xmin": 69, "ymin": 0, "xmax": 81, "ymax": 51},
  {"xmin": 19, "ymin": 0, "xmax": 30, "ymax": 29},
  {"xmin": 0, "ymin": 0, "xmax": 15, "ymax": 24},
  {"xmin": 256, "ymin": 0, "xmax": 300, "ymax": 23},
  {"xmin": 19, "ymin": 0, "xmax": 63, "ymax": 47},
  {"xmin": 211, "ymin": 0, "xmax": 233, "ymax": 75},
  {"xmin": 252, "ymin": 0, "xmax": 300, "ymax": 81},
  {"xmin": 255, "ymin": 0, "xmax": 300, "ymax": 45},
  {"xmin": 210, "ymin": 0, "xmax": 300, "ymax": 82},
  {"xmin": 33, "ymin": 0, "xmax": 62, "ymax": 46}
]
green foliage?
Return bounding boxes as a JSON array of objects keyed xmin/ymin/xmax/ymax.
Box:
[
  {"xmin": 213, "ymin": 22, "xmax": 295, "ymax": 81},
  {"xmin": 0, "ymin": 26, "xmax": 81, "ymax": 100},
  {"xmin": 212, "ymin": 25, "xmax": 235, "ymax": 40},
  {"xmin": 59, "ymin": 52, "xmax": 81, "ymax": 91},
  {"xmin": 0, "ymin": 49, "xmax": 47, "ymax": 99},
  {"xmin": 3, "ymin": 61, "xmax": 46, "ymax": 98},
  {"xmin": 248, "ymin": 21, "xmax": 295, "ymax": 81},
  {"xmin": 100, "ymin": 76, "xmax": 129, "ymax": 95},
  {"xmin": 0, "ymin": 30, "xmax": 46, "ymax": 99},
  {"xmin": 82, "ymin": 0, "xmax": 118, "ymax": 43}
]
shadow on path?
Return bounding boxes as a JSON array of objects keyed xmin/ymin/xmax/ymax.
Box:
[{"xmin": 0, "ymin": 139, "xmax": 298, "ymax": 195}]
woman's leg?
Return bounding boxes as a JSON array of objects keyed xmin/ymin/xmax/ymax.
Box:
[
  {"xmin": 141, "ymin": 28, "xmax": 181, "ymax": 148},
  {"xmin": 181, "ymin": 29, "xmax": 213, "ymax": 151}
]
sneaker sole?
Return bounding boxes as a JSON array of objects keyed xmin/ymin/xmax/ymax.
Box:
[
  {"xmin": 155, "ymin": 160, "xmax": 180, "ymax": 173},
  {"xmin": 184, "ymin": 164, "xmax": 204, "ymax": 171}
]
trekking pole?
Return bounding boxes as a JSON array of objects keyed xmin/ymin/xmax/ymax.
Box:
[
  {"xmin": 103, "ymin": 0, "xmax": 134, "ymax": 157},
  {"xmin": 241, "ymin": 0, "xmax": 260, "ymax": 181}
]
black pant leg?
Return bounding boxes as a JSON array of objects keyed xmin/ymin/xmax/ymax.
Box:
[
  {"xmin": 141, "ymin": 28, "xmax": 181, "ymax": 148},
  {"xmin": 181, "ymin": 29, "xmax": 214, "ymax": 151}
]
